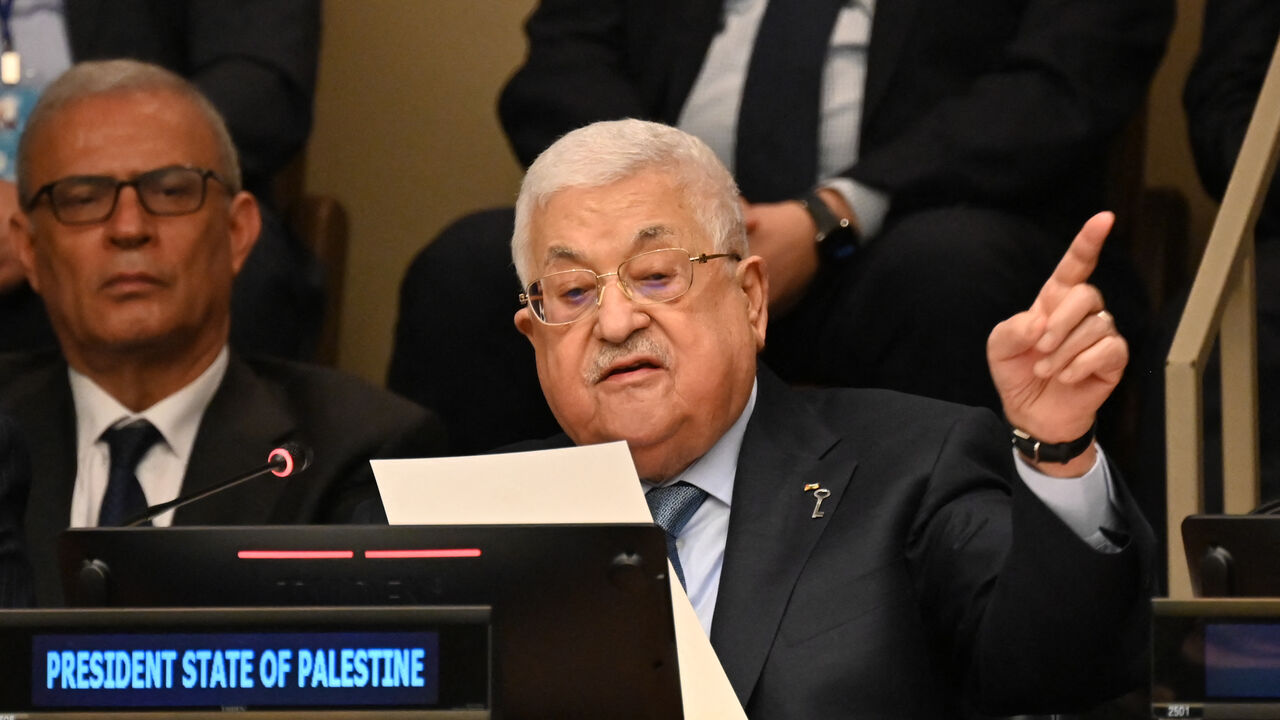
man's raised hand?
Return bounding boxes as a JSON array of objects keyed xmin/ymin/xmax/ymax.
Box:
[{"xmin": 987, "ymin": 212, "xmax": 1128, "ymax": 476}]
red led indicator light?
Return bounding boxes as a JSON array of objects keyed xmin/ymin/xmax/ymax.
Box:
[
  {"xmin": 268, "ymin": 447, "xmax": 294, "ymax": 477},
  {"xmin": 237, "ymin": 550, "xmax": 354, "ymax": 560},
  {"xmin": 364, "ymin": 549, "xmax": 483, "ymax": 559}
]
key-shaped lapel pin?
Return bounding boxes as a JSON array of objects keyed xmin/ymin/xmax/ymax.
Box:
[{"xmin": 805, "ymin": 484, "xmax": 831, "ymax": 519}]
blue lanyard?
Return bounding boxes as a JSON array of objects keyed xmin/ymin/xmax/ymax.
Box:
[{"xmin": 0, "ymin": 0, "xmax": 15, "ymax": 52}]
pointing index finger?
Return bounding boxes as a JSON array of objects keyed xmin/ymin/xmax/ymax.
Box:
[{"xmin": 1035, "ymin": 211, "xmax": 1114, "ymax": 311}]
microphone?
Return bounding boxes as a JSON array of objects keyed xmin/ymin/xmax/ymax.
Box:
[{"xmin": 123, "ymin": 442, "xmax": 313, "ymax": 527}]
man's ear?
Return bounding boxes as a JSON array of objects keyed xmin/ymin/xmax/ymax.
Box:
[
  {"xmin": 227, "ymin": 191, "xmax": 261, "ymax": 276},
  {"xmin": 11, "ymin": 212, "xmax": 40, "ymax": 293},
  {"xmin": 514, "ymin": 307, "xmax": 535, "ymax": 343},
  {"xmin": 736, "ymin": 254, "xmax": 768, "ymax": 350}
]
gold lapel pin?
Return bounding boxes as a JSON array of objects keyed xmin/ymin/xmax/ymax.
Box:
[{"xmin": 803, "ymin": 483, "xmax": 830, "ymax": 518}]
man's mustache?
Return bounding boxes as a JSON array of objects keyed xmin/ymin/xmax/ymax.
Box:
[{"xmin": 585, "ymin": 333, "xmax": 672, "ymax": 384}]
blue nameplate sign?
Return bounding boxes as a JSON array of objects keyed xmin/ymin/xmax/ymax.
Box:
[{"xmin": 0, "ymin": 607, "xmax": 489, "ymax": 717}]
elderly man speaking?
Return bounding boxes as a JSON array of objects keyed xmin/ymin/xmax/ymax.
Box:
[{"xmin": 510, "ymin": 119, "xmax": 1152, "ymax": 718}]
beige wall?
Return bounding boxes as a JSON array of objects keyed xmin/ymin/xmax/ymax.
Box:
[
  {"xmin": 1146, "ymin": 0, "xmax": 1218, "ymax": 265},
  {"xmin": 312, "ymin": 0, "xmax": 1224, "ymax": 385},
  {"xmin": 308, "ymin": 0, "xmax": 535, "ymax": 382}
]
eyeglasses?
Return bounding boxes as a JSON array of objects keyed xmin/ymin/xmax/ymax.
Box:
[
  {"xmin": 23, "ymin": 165, "xmax": 229, "ymax": 225},
  {"xmin": 519, "ymin": 248, "xmax": 740, "ymax": 325}
]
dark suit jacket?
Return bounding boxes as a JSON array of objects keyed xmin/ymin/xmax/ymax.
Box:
[
  {"xmin": 65, "ymin": 0, "xmax": 320, "ymax": 196},
  {"xmin": 499, "ymin": 0, "xmax": 1172, "ymax": 229},
  {"xmin": 517, "ymin": 369, "xmax": 1154, "ymax": 718},
  {"xmin": 0, "ymin": 350, "xmax": 445, "ymax": 607},
  {"xmin": 0, "ymin": 409, "xmax": 34, "ymax": 608}
]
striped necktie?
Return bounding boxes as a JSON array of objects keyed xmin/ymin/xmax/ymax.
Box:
[{"xmin": 645, "ymin": 481, "xmax": 709, "ymax": 589}]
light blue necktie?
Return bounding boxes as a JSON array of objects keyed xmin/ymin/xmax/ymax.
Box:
[{"xmin": 645, "ymin": 481, "xmax": 708, "ymax": 589}]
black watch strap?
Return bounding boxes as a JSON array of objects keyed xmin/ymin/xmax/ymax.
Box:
[
  {"xmin": 797, "ymin": 189, "xmax": 858, "ymax": 262},
  {"xmin": 1010, "ymin": 422, "xmax": 1096, "ymax": 464}
]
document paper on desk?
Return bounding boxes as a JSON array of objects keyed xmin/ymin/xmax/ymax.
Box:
[{"xmin": 371, "ymin": 441, "xmax": 746, "ymax": 719}]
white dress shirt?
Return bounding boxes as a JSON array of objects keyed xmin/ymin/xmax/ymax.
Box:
[
  {"xmin": 9, "ymin": 0, "xmax": 72, "ymax": 88},
  {"xmin": 68, "ymin": 347, "xmax": 229, "ymax": 528},
  {"xmin": 643, "ymin": 382, "xmax": 758, "ymax": 638},
  {"xmin": 677, "ymin": 0, "xmax": 890, "ymax": 238}
]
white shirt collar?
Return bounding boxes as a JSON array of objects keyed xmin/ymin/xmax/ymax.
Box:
[
  {"xmin": 70, "ymin": 346, "xmax": 230, "ymax": 458},
  {"xmin": 649, "ymin": 378, "xmax": 758, "ymax": 507}
]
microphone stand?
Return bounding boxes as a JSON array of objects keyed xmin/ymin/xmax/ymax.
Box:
[{"xmin": 122, "ymin": 444, "xmax": 310, "ymax": 527}]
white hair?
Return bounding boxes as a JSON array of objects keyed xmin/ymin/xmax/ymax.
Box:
[
  {"xmin": 17, "ymin": 59, "xmax": 242, "ymax": 203},
  {"xmin": 511, "ymin": 119, "xmax": 746, "ymax": 285}
]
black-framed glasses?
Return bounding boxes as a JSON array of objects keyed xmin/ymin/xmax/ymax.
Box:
[
  {"xmin": 23, "ymin": 165, "xmax": 229, "ymax": 225},
  {"xmin": 519, "ymin": 248, "xmax": 740, "ymax": 325}
]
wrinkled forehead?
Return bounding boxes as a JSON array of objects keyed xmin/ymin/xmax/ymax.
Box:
[
  {"xmin": 540, "ymin": 223, "xmax": 688, "ymax": 273},
  {"xmin": 528, "ymin": 175, "xmax": 708, "ymax": 274},
  {"xmin": 31, "ymin": 90, "xmax": 219, "ymax": 178}
]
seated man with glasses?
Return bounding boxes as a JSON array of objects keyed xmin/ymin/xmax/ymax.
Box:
[
  {"xmin": 510, "ymin": 119, "xmax": 1153, "ymax": 718},
  {"xmin": 0, "ymin": 59, "xmax": 444, "ymax": 607}
]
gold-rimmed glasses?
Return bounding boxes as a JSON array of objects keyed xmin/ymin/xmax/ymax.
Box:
[{"xmin": 519, "ymin": 248, "xmax": 740, "ymax": 325}]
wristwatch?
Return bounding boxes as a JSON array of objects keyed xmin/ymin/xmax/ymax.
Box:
[
  {"xmin": 796, "ymin": 189, "xmax": 859, "ymax": 263},
  {"xmin": 1010, "ymin": 422, "xmax": 1096, "ymax": 464}
]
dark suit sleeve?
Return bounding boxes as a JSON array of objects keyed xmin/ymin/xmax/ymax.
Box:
[
  {"xmin": 0, "ymin": 411, "xmax": 34, "ymax": 609},
  {"xmin": 498, "ymin": 0, "xmax": 653, "ymax": 168},
  {"xmin": 67, "ymin": 0, "xmax": 320, "ymax": 193},
  {"xmin": 182, "ymin": 0, "xmax": 320, "ymax": 190},
  {"xmin": 1184, "ymin": 0, "xmax": 1280, "ymax": 227},
  {"xmin": 847, "ymin": 0, "xmax": 1172, "ymax": 210},
  {"xmin": 906, "ymin": 409, "xmax": 1154, "ymax": 713},
  {"xmin": 319, "ymin": 400, "xmax": 448, "ymax": 526}
]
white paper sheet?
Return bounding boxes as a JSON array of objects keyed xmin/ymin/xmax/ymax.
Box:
[
  {"xmin": 372, "ymin": 442, "xmax": 648, "ymax": 524},
  {"xmin": 372, "ymin": 442, "xmax": 746, "ymax": 719}
]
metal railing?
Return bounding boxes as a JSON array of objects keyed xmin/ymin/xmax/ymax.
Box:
[{"xmin": 1165, "ymin": 36, "xmax": 1280, "ymax": 599}]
